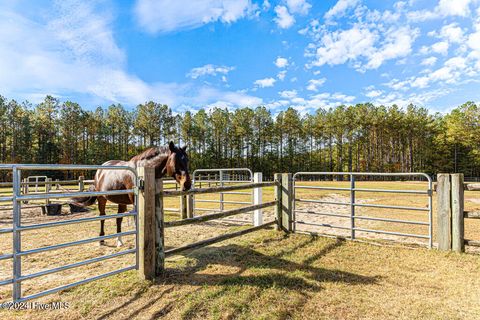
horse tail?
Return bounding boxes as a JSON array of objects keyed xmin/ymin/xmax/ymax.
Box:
[{"xmin": 71, "ymin": 185, "xmax": 98, "ymax": 207}]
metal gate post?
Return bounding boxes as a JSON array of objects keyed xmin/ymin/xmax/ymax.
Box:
[
  {"xmin": 253, "ymin": 172, "xmax": 263, "ymax": 226},
  {"xmin": 219, "ymin": 170, "xmax": 224, "ymax": 211},
  {"xmin": 350, "ymin": 174, "xmax": 355, "ymax": 240},
  {"xmin": 274, "ymin": 173, "xmax": 282, "ymax": 231},
  {"xmin": 12, "ymin": 167, "xmax": 21, "ymax": 301}
]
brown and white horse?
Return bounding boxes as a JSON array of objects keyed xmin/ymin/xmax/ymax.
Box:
[{"xmin": 73, "ymin": 141, "xmax": 191, "ymax": 246}]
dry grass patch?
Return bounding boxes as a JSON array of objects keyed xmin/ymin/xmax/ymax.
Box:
[{"xmin": 2, "ymin": 232, "xmax": 480, "ymax": 319}]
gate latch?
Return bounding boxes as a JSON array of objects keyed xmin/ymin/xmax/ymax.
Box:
[{"xmin": 138, "ymin": 178, "xmax": 145, "ymax": 191}]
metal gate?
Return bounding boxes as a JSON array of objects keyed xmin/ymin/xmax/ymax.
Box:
[
  {"xmin": 192, "ymin": 168, "xmax": 254, "ymax": 222},
  {"xmin": 0, "ymin": 164, "xmax": 139, "ymax": 302},
  {"xmin": 293, "ymin": 172, "xmax": 433, "ymax": 248}
]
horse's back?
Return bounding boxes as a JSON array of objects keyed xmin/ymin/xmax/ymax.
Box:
[{"xmin": 95, "ymin": 160, "xmax": 135, "ymax": 192}]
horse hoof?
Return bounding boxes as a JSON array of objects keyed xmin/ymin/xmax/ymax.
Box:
[{"xmin": 116, "ymin": 237, "xmax": 124, "ymax": 247}]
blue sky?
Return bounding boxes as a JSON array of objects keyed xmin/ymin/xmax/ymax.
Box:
[{"xmin": 1, "ymin": 0, "xmax": 480, "ymax": 113}]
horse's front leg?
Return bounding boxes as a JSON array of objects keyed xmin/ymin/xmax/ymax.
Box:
[
  {"xmin": 116, "ymin": 204, "xmax": 127, "ymax": 247},
  {"xmin": 98, "ymin": 197, "xmax": 107, "ymax": 246}
]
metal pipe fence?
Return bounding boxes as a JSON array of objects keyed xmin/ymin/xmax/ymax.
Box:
[
  {"xmin": 293, "ymin": 172, "xmax": 433, "ymax": 248},
  {"xmin": 192, "ymin": 168, "xmax": 255, "ymax": 224},
  {"xmin": 0, "ymin": 164, "xmax": 139, "ymax": 303}
]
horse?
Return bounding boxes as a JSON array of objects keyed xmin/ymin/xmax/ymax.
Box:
[{"xmin": 73, "ymin": 141, "xmax": 191, "ymax": 246}]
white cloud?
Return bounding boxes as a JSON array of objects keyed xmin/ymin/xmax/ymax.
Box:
[
  {"xmin": 0, "ymin": 1, "xmax": 262, "ymax": 109},
  {"xmin": 437, "ymin": 0, "xmax": 472, "ymax": 17},
  {"xmin": 266, "ymin": 91, "xmax": 356, "ymax": 113},
  {"xmin": 405, "ymin": 56, "xmax": 471, "ymax": 89},
  {"xmin": 324, "ymin": 0, "xmax": 359, "ymax": 20},
  {"xmin": 311, "ymin": 25, "xmax": 378, "ymax": 67},
  {"xmin": 134, "ymin": 0, "xmax": 257, "ymax": 33},
  {"xmin": 467, "ymin": 27, "xmax": 480, "ymax": 51},
  {"xmin": 306, "ymin": 78, "xmax": 326, "ymax": 91},
  {"xmin": 365, "ymin": 26, "xmax": 419, "ymax": 69},
  {"xmin": 421, "ymin": 56, "xmax": 438, "ymax": 66},
  {"xmin": 439, "ymin": 23, "xmax": 464, "ymax": 43},
  {"xmin": 262, "ymin": 0, "xmax": 271, "ymax": 10},
  {"xmin": 277, "ymin": 70, "xmax": 287, "ymax": 81},
  {"xmin": 431, "ymin": 41, "xmax": 449, "ymax": 55},
  {"xmin": 254, "ymin": 77, "xmax": 276, "ymax": 88},
  {"xmin": 274, "ymin": 57, "xmax": 289, "ymax": 68},
  {"xmin": 365, "ymin": 89, "xmax": 383, "ymax": 98},
  {"xmin": 286, "ymin": 0, "xmax": 311, "ymax": 15},
  {"xmin": 279, "ymin": 90, "xmax": 297, "ymax": 99},
  {"xmin": 274, "ymin": 5, "xmax": 295, "ymax": 29},
  {"xmin": 408, "ymin": 0, "xmax": 474, "ymax": 21},
  {"xmin": 187, "ymin": 64, "xmax": 235, "ymax": 79}
]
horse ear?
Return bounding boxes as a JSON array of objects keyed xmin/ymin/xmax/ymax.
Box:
[
  {"xmin": 169, "ymin": 141, "xmax": 176, "ymax": 152},
  {"xmin": 181, "ymin": 145, "xmax": 187, "ymax": 152}
]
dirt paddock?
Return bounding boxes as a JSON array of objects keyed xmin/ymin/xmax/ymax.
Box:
[{"xmin": 0, "ymin": 181, "xmax": 479, "ymax": 319}]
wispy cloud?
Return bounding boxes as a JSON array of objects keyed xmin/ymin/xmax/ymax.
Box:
[
  {"xmin": 134, "ymin": 0, "xmax": 258, "ymax": 34},
  {"xmin": 187, "ymin": 64, "xmax": 235, "ymax": 79}
]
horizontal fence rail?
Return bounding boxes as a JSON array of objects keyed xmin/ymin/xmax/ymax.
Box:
[
  {"xmin": 192, "ymin": 168, "xmax": 255, "ymax": 224},
  {"xmin": 0, "ymin": 164, "xmax": 139, "ymax": 303},
  {"xmin": 292, "ymin": 172, "xmax": 433, "ymax": 248},
  {"xmin": 162, "ymin": 181, "xmax": 277, "ymax": 197},
  {"xmin": 157, "ymin": 176, "xmax": 279, "ymax": 260},
  {"xmin": 165, "ymin": 201, "xmax": 277, "ymax": 228}
]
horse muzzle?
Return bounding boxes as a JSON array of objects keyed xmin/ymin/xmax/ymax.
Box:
[{"xmin": 176, "ymin": 172, "xmax": 192, "ymax": 191}]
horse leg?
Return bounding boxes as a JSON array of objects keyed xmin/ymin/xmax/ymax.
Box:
[
  {"xmin": 98, "ymin": 196, "xmax": 107, "ymax": 246},
  {"xmin": 116, "ymin": 204, "xmax": 127, "ymax": 247}
]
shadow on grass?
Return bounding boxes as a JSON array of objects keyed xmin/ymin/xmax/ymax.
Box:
[
  {"xmin": 96, "ymin": 237, "xmax": 379, "ymax": 320},
  {"xmin": 161, "ymin": 240, "xmax": 377, "ymax": 289}
]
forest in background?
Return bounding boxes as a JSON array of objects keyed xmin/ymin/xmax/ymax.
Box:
[{"xmin": 0, "ymin": 95, "xmax": 479, "ymax": 180}]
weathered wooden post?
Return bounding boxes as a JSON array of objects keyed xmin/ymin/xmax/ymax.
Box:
[
  {"xmin": 138, "ymin": 167, "xmax": 156, "ymax": 280},
  {"xmin": 274, "ymin": 173, "xmax": 282, "ymax": 231},
  {"xmin": 437, "ymin": 173, "xmax": 451, "ymax": 251},
  {"xmin": 180, "ymin": 195, "xmax": 188, "ymax": 219},
  {"xmin": 253, "ymin": 172, "xmax": 263, "ymax": 226},
  {"xmin": 78, "ymin": 175, "xmax": 85, "ymax": 192},
  {"xmin": 186, "ymin": 195, "xmax": 194, "ymax": 218},
  {"xmin": 281, "ymin": 173, "xmax": 293, "ymax": 232},
  {"xmin": 155, "ymin": 178, "xmax": 165, "ymax": 275},
  {"xmin": 451, "ymin": 173, "xmax": 465, "ymax": 253}
]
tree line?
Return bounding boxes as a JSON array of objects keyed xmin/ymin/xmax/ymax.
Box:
[{"xmin": 1, "ymin": 95, "xmax": 479, "ymax": 180}]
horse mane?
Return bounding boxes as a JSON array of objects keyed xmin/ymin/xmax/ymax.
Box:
[{"xmin": 129, "ymin": 146, "xmax": 170, "ymax": 167}]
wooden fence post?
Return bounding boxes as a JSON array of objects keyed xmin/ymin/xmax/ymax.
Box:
[
  {"xmin": 186, "ymin": 195, "xmax": 194, "ymax": 218},
  {"xmin": 437, "ymin": 173, "xmax": 451, "ymax": 251},
  {"xmin": 180, "ymin": 195, "xmax": 187, "ymax": 219},
  {"xmin": 281, "ymin": 173, "xmax": 293, "ymax": 232},
  {"xmin": 253, "ymin": 172, "xmax": 263, "ymax": 226},
  {"xmin": 274, "ymin": 173, "xmax": 282, "ymax": 231},
  {"xmin": 138, "ymin": 167, "xmax": 156, "ymax": 280},
  {"xmin": 79, "ymin": 176, "xmax": 84, "ymax": 192},
  {"xmin": 451, "ymin": 173, "xmax": 465, "ymax": 253},
  {"xmin": 155, "ymin": 179, "xmax": 165, "ymax": 275}
]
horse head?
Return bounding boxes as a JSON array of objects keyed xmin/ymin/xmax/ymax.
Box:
[{"xmin": 165, "ymin": 141, "xmax": 192, "ymax": 191}]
